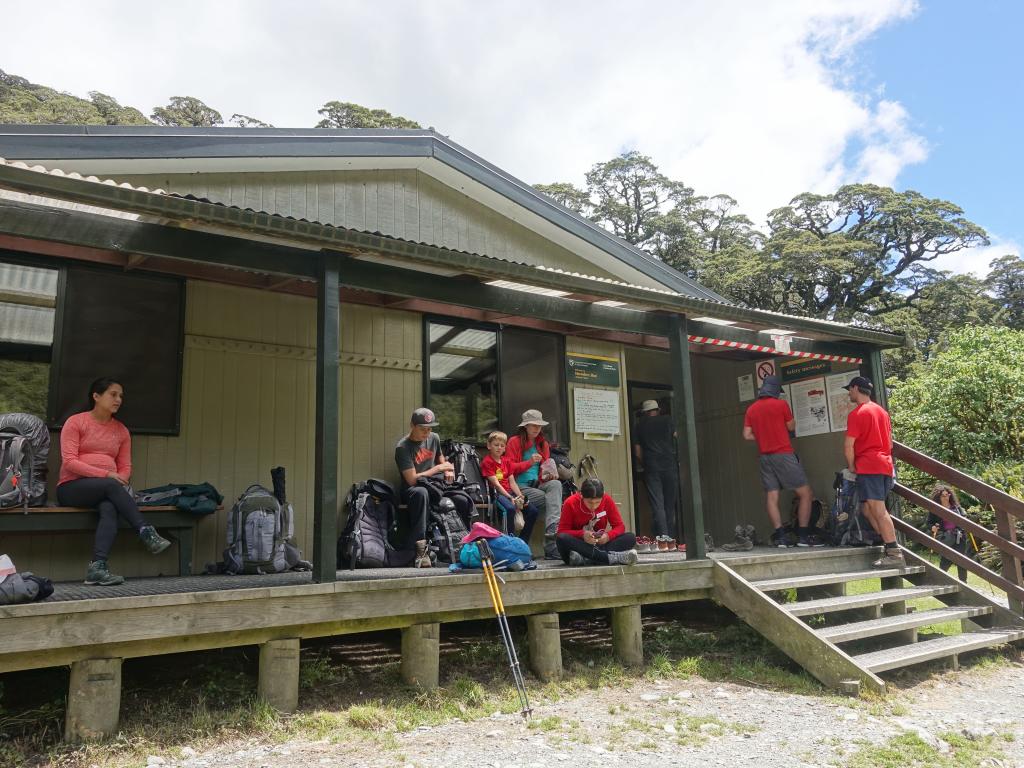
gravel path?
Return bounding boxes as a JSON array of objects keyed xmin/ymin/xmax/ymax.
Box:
[{"xmin": 148, "ymin": 659, "xmax": 1024, "ymax": 768}]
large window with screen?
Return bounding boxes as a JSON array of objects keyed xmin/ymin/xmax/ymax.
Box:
[
  {"xmin": 0, "ymin": 260, "xmax": 57, "ymax": 419},
  {"xmin": 425, "ymin": 318, "xmax": 568, "ymax": 446}
]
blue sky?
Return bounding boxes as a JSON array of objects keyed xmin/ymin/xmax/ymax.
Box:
[
  {"xmin": 3, "ymin": 1, "xmax": 1019, "ymax": 274},
  {"xmin": 856, "ymin": 0, "xmax": 1023, "ymax": 272}
]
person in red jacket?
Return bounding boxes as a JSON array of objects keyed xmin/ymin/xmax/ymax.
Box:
[
  {"xmin": 505, "ymin": 409, "xmax": 562, "ymax": 559},
  {"xmin": 56, "ymin": 377, "xmax": 171, "ymax": 586},
  {"xmin": 556, "ymin": 477, "xmax": 638, "ymax": 566}
]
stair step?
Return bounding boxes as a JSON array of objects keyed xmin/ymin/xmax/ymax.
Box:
[
  {"xmin": 854, "ymin": 629, "xmax": 1024, "ymax": 673},
  {"xmin": 818, "ymin": 606, "xmax": 993, "ymax": 643},
  {"xmin": 754, "ymin": 566, "xmax": 925, "ymax": 592},
  {"xmin": 785, "ymin": 585, "xmax": 959, "ymax": 616}
]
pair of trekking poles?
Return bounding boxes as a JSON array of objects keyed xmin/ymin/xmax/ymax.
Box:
[{"xmin": 477, "ymin": 538, "xmax": 532, "ymax": 720}]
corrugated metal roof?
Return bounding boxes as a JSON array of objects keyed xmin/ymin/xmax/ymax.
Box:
[{"xmin": 0, "ymin": 157, "xmax": 903, "ymax": 346}]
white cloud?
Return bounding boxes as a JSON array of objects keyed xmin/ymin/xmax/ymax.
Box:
[
  {"xmin": 3, "ymin": 0, "xmax": 925, "ymax": 227},
  {"xmin": 930, "ymin": 236, "xmax": 1021, "ymax": 278}
]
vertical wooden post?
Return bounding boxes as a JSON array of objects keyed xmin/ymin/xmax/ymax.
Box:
[
  {"xmin": 668, "ymin": 314, "xmax": 706, "ymax": 559},
  {"xmin": 865, "ymin": 347, "xmax": 889, "ymax": 409},
  {"xmin": 258, "ymin": 638, "xmax": 301, "ymax": 713},
  {"xmin": 401, "ymin": 623, "xmax": 440, "ymax": 689},
  {"xmin": 313, "ymin": 253, "xmax": 340, "ymax": 583},
  {"xmin": 527, "ymin": 613, "xmax": 563, "ymax": 682},
  {"xmin": 65, "ymin": 658, "xmax": 122, "ymax": 742},
  {"xmin": 611, "ymin": 605, "xmax": 644, "ymax": 666},
  {"xmin": 994, "ymin": 510, "xmax": 1024, "ymax": 615}
]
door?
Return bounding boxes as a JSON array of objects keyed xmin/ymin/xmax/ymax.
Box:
[{"xmin": 626, "ymin": 381, "xmax": 679, "ymax": 537}]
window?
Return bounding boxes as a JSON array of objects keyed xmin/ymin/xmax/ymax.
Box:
[
  {"xmin": 426, "ymin": 319, "xmax": 568, "ymax": 446},
  {"xmin": 0, "ymin": 261, "xmax": 57, "ymax": 419},
  {"xmin": 0, "ymin": 253, "xmax": 185, "ymax": 434}
]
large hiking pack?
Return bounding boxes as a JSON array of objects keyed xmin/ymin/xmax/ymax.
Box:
[
  {"xmin": 0, "ymin": 413, "xmax": 50, "ymax": 511},
  {"xmin": 827, "ymin": 471, "xmax": 880, "ymax": 547},
  {"xmin": 440, "ymin": 440, "xmax": 488, "ymax": 507},
  {"xmin": 429, "ymin": 496, "xmax": 470, "ymax": 564},
  {"xmin": 338, "ymin": 478, "xmax": 414, "ymax": 569},
  {"xmin": 222, "ymin": 477, "xmax": 307, "ymax": 575},
  {"xmin": 550, "ymin": 444, "xmax": 578, "ymax": 501}
]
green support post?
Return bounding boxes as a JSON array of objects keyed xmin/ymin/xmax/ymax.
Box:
[
  {"xmin": 313, "ymin": 253, "xmax": 340, "ymax": 583},
  {"xmin": 865, "ymin": 347, "xmax": 889, "ymax": 409},
  {"xmin": 668, "ymin": 314, "xmax": 706, "ymax": 559}
]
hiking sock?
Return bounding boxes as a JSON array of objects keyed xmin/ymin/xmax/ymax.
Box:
[{"xmin": 883, "ymin": 540, "xmax": 898, "ymax": 550}]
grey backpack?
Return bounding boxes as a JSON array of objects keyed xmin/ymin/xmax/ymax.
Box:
[
  {"xmin": 0, "ymin": 431, "xmax": 32, "ymax": 512},
  {"xmin": 223, "ymin": 484, "xmax": 302, "ymax": 574}
]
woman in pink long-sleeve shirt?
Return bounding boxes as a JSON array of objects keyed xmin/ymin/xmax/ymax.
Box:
[{"xmin": 56, "ymin": 377, "xmax": 171, "ymax": 586}]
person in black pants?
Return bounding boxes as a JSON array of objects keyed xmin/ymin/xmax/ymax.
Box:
[
  {"xmin": 633, "ymin": 399, "xmax": 679, "ymax": 539},
  {"xmin": 556, "ymin": 478, "xmax": 638, "ymax": 566},
  {"xmin": 56, "ymin": 377, "xmax": 171, "ymax": 586}
]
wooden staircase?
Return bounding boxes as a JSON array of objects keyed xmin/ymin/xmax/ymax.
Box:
[{"xmin": 712, "ymin": 547, "xmax": 1024, "ymax": 695}]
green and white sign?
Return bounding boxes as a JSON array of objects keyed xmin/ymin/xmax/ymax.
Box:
[{"xmin": 566, "ymin": 353, "xmax": 620, "ymax": 387}]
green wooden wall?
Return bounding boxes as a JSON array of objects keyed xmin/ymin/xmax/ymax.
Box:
[{"xmin": 117, "ymin": 169, "xmax": 634, "ymax": 284}]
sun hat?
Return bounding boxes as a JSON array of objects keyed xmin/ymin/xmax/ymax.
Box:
[
  {"xmin": 641, "ymin": 399, "xmax": 659, "ymax": 412},
  {"xmin": 461, "ymin": 521, "xmax": 503, "ymax": 544},
  {"xmin": 517, "ymin": 409, "xmax": 549, "ymax": 427}
]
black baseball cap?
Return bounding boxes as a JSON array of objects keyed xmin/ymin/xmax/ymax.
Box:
[
  {"xmin": 410, "ymin": 407, "xmax": 439, "ymax": 427},
  {"xmin": 842, "ymin": 376, "xmax": 873, "ymax": 392}
]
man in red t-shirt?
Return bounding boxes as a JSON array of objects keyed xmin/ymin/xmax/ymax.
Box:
[
  {"xmin": 743, "ymin": 376, "xmax": 817, "ymax": 547},
  {"xmin": 843, "ymin": 376, "xmax": 901, "ymax": 567}
]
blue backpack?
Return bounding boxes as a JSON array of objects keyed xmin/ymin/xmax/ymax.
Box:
[{"xmin": 459, "ymin": 535, "xmax": 533, "ymax": 568}]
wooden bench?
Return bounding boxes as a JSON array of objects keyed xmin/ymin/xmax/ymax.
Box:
[{"xmin": 0, "ymin": 505, "xmax": 203, "ymax": 575}]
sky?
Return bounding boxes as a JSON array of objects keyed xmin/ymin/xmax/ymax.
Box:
[{"xmin": 3, "ymin": 0, "xmax": 1021, "ymax": 276}]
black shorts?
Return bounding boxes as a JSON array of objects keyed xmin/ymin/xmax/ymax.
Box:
[
  {"xmin": 758, "ymin": 453, "xmax": 809, "ymax": 491},
  {"xmin": 856, "ymin": 473, "xmax": 894, "ymax": 501}
]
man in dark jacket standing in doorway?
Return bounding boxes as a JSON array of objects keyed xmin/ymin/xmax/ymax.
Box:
[{"xmin": 633, "ymin": 399, "xmax": 678, "ymax": 539}]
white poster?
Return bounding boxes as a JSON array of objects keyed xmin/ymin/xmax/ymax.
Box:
[
  {"xmin": 754, "ymin": 359, "xmax": 777, "ymax": 390},
  {"xmin": 737, "ymin": 373, "xmax": 755, "ymax": 402},
  {"xmin": 790, "ymin": 377, "xmax": 830, "ymax": 437},
  {"xmin": 780, "ymin": 384, "xmax": 792, "ymax": 409},
  {"xmin": 826, "ymin": 372, "xmax": 856, "ymax": 433},
  {"xmin": 573, "ymin": 388, "xmax": 621, "ymax": 434}
]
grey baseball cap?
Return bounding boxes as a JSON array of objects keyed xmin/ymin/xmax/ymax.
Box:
[{"xmin": 410, "ymin": 407, "xmax": 439, "ymax": 427}]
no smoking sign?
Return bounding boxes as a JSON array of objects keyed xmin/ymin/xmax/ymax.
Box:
[{"xmin": 755, "ymin": 360, "xmax": 776, "ymax": 388}]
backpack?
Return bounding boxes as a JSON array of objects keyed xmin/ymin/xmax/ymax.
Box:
[
  {"xmin": 223, "ymin": 484, "xmax": 302, "ymax": 574},
  {"xmin": 0, "ymin": 555, "xmax": 53, "ymax": 605},
  {"xmin": 417, "ymin": 476, "xmax": 478, "ymax": 528},
  {"xmin": 429, "ymin": 497, "xmax": 470, "ymax": 564},
  {"xmin": 827, "ymin": 472, "xmax": 880, "ymax": 547},
  {"xmin": 338, "ymin": 479, "xmax": 414, "ymax": 569},
  {"xmin": 459, "ymin": 535, "xmax": 534, "ymax": 568},
  {"xmin": 0, "ymin": 413, "xmax": 50, "ymax": 510},
  {"xmin": 786, "ymin": 496, "xmax": 829, "ymax": 544},
  {"xmin": 440, "ymin": 440, "xmax": 488, "ymax": 507}
]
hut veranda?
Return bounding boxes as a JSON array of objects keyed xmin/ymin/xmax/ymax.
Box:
[{"xmin": 0, "ymin": 126, "xmax": 903, "ymax": 582}]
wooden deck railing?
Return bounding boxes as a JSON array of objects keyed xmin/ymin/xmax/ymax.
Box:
[{"xmin": 892, "ymin": 440, "xmax": 1024, "ymax": 614}]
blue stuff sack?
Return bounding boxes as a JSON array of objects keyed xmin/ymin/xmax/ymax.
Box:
[
  {"xmin": 458, "ymin": 534, "xmax": 534, "ymax": 569},
  {"xmin": 459, "ymin": 542, "xmax": 483, "ymax": 568}
]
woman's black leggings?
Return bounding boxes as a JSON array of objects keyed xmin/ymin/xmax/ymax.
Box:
[
  {"xmin": 556, "ymin": 531, "xmax": 637, "ymax": 565},
  {"xmin": 57, "ymin": 478, "xmax": 147, "ymax": 561}
]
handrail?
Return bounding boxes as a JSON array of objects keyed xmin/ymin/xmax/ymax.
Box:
[
  {"xmin": 893, "ymin": 441, "xmax": 1024, "ymax": 519},
  {"xmin": 892, "ymin": 518, "xmax": 1024, "ymax": 605},
  {"xmin": 892, "ymin": 440, "xmax": 1023, "ymax": 614}
]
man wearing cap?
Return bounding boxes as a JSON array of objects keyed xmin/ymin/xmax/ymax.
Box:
[
  {"xmin": 632, "ymin": 399, "xmax": 679, "ymax": 539},
  {"xmin": 743, "ymin": 376, "xmax": 818, "ymax": 547},
  {"xmin": 395, "ymin": 407, "xmax": 462, "ymax": 568},
  {"xmin": 843, "ymin": 376, "xmax": 901, "ymax": 567}
]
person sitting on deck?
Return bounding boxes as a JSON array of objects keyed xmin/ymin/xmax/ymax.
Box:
[
  {"xmin": 556, "ymin": 477, "xmax": 638, "ymax": 566},
  {"xmin": 505, "ymin": 409, "xmax": 563, "ymax": 559},
  {"xmin": 394, "ymin": 407, "xmax": 474, "ymax": 568},
  {"xmin": 56, "ymin": 377, "xmax": 171, "ymax": 586},
  {"xmin": 742, "ymin": 375, "xmax": 821, "ymax": 548},
  {"xmin": 480, "ymin": 430, "xmax": 538, "ymax": 542}
]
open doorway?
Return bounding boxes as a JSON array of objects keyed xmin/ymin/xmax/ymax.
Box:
[{"xmin": 626, "ymin": 380, "xmax": 679, "ymax": 538}]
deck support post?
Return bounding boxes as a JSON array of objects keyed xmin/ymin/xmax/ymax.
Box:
[
  {"xmin": 668, "ymin": 314, "xmax": 706, "ymax": 559},
  {"xmin": 65, "ymin": 657, "xmax": 122, "ymax": 742},
  {"xmin": 401, "ymin": 623, "xmax": 440, "ymax": 689},
  {"xmin": 258, "ymin": 638, "xmax": 301, "ymax": 713},
  {"xmin": 880, "ymin": 576, "xmax": 917, "ymax": 645},
  {"xmin": 313, "ymin": 253, "xmax": 341, "ymax": 583},
  {"xmin": 611, "ymin": 605, "xmax": 644, "ymax": 666},
  {"xmin": 527, "ymin": 613, "xmax": 563, "ymax": 681}
]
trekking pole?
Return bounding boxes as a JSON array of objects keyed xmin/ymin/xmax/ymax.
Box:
[{"xmin": 478, "ymin": 539, "xmax": 532, "ymax": 720}]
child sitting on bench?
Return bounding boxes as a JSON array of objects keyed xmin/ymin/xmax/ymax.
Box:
[{"xmin": 481, "ymin": 431, "xmax": 538, "ymax": 543}]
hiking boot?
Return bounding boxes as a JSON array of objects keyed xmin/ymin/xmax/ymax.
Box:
[
  {"xmin": 872, "ymin": 548, "xmax": 905, "ymax": 568},
  {"xmin": 567, "ymin": 551, "xmax": 587, "ymax": 567},
  {"xmin": 608, "ymin": 549, "xmax": 639, "ymax": 566},
  {"xmin": 797, "ymin": 534, "xmax": 826, "ymax": 548},
  {"xmin": 704, "ymin": 532, "xmax": 715, "ymax": 552},
  {"xmin": 770, "ymin": 530, "xmax": 790, "ymax": 548},
  {"xmin": 139, "ymin": 525, "xmax": 171, "ymax": 555},
  {"xmin": 414, "ymin": 539, "xmax": 432, "ymax": 568},
  {"xmin": 85, "ymin": 560, "xmax": 124, "ymax": 586}
]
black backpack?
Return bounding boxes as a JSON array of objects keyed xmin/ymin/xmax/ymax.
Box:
[
  {"xmin": 440, "ymin": 440, "xmax": 489, "ymax": 507},
  {"xmin": 429, "ymin": 497, "xmax": 469, "ymax": 564},
  {"xmin": 827, "ymin": 472, "xmax": 880, "ymax": 546},
  {"xmin": 338, "ymin": 479, "xmax": 414, "ymax": 569}
]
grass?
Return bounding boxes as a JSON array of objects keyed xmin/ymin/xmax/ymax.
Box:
[{"xmin": 841, "ymin": 730, "xmax": 1014, "ymax": 768}]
